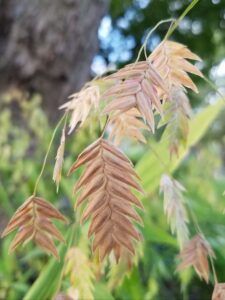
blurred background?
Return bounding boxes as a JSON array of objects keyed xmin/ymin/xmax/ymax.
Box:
[{"xmin": 0, "ymin": 0, "xmax": 225, "ymax": 299}]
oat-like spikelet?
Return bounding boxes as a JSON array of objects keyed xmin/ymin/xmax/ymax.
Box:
[
  {"xmin": 177, "ymin": 234, "xmax": 215, "ymax": 283},
  {"xmin": 149, "ymin": 40, "xmax": 203, "ymax": 94},
  {"xmin": 160, "ymin": 174, "xmax": 189, "ymax": 249},
  {"xmin": 160, "ymin": 87, "xmax": 191, "ymax": 158},
  {"xmin": 65, "ymin": 247, "xmax": 94, "ymax": 300},
  {"xmin": 212, "ymin": 283, "xmax": 225, "ymax": 300},
  {"xmin": 2, "ymin": 196, "xmax": 67, "ymax": 259},
  {"xmin": 60, "ymin": 84, "xmax": 100, "ymax": 134},
  {"xmin": 53, "ymin": 127, "xmax": 66, "ymax": 191},
  {"xmin": 69, "ymin": 138, "xmax": 144, "ymax": 261},
  {"xmin": 103, "ymin": 61, "xmax": 168, "ymax": 133},
  {"xmin": 108, "ymin": 108, "xmax": 150, "ymax": 145}
]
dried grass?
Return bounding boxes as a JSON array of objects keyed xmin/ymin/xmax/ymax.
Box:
[
  {"xmin": 108, "ymin": 108, "xmax": 149, "ymax": 145},
  {"xmin": 60, "ymin": 85, "xmax": 100, "ymax": 134},
  {"xmin": 103, "ymin": 61, "xmax": 168, "ymax": 133},
  {"xmin": 177, "ymin": 234, "xmax": 215, "ymax": 283},
  {"xmin": 161, "ymin": 87, "xmax": 192, "ymax": 157},
  {"xmin": 160, "ymin": 174, "xmax": 189, "ymax": 249},
  {"xmin": 53, "ymin": 127, "xmax": 66, "ymax": 190},
  {"xmin": 149, "ymin": 40, "xmax": 203, "ymax": 94},
  {"xmin": 2, "ymin": 196, "xmax": 67, "ymax": 259},
  {"xmin": 69, "ymin": 138, "xmax": 144, "ymax": 261}
]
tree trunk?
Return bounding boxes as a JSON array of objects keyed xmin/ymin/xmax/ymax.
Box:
[{"xmin": 0, "ymin": 0, "xmax": 109, "ymax": 120}]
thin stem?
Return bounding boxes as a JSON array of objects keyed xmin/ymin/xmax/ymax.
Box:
[
  {"xmin": 210, "ymin": 254, "xmax": 218, "ymax": 284},
  {"xmin": 100, "ymin": 115, "xmax": 110, "ymax": 138},
  {"xmin": 186, "ymin": 201, "xmax": 203, "ymax": 235},
  {"xmin": 33, "ymin": 112, "xmax": 67, "ymax": 196},
  {"xmin": 164, "ymin": 0, "xmax": 201, "ymax": 41},
  {"xmin": 191, "ymin": 211, "xmax": 202, "ymax": 236},
  {"xmin": 148, "ymin": 143, "xmax": 170, "ymax": 174},
  {"xmin": 135, "ymin": 18, "xmax": 175, "ymax": 63},
  {"xmin": 203, "ymin": 76, "xmax": 225, "ymax": 101},
  {"xmin": 143, "ymin": 19, "xmax": 175, "ymax": 60}
]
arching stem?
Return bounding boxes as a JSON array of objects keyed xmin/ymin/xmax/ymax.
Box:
[{"xmin": 33, "ymin": 112, "xmax": 68, "ymax": 196}]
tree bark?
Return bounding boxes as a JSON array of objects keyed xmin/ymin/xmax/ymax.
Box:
[{"xmin": 0, "ymin": 0, "xmax": 109, "ymax": 120}]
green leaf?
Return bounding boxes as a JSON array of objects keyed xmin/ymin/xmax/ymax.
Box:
[
  {"xmin": 23, "ymin": 244, "xmax": 66, "ymax": 300},
  {"xmin": 115, "ymin": 267, "xmax": 145, "ymax": 300},
  {"xmin": 24, "ymin": 225, "xmax": 76, "ymax": 300},
  {"xmin": 136, "ymin": 99, "xmax": 225, "ymax": 193},
  {"xmin": 143, "ymin": 220, "xmax": 177, "ymax": 247}
]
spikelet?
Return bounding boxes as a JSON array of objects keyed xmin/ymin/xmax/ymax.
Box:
[
  {"xmin": 53, "ymin": 127, "xmax": 66, "ymax": 191},
  {"xmin": 108, "ymin": 108, "xmax": 150, "ymax": 145},
  {"xmin": 69, "ymin": 138, "xmax": 144, "ymax": 261},
  {"xmin": 60, "ymin": 85, "xmax": 100, "ymax": 134},
  {"xmin": 149, "ymin": 40, "xmax": 203, "ymax": 94},
  {"xmin": 177, "ymin": 234, "xmax": 215, "ymax": 283},
  {"xmin": 160, "ymin": 174, "xmax": 189, "ymax": 249},
  {"xmin": 103, "ymin": 61, "xmax": 168, "ymax": 133},
  {"xmin": 160, "ymin": 87, "xmax": 191, "ymax": 157},
  {"xmin": 65, "ymin": 247, "xmax": 94, "ymax": 300},
  {"xmin": 212, "ymin": 283, "xmax": 225, "ymax": 300},
  {"xmin": 1, "ymin": 196, "xmax": 67, "ymax": 259}
]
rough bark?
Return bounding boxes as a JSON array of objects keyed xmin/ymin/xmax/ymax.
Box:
[{"xmin": 0, "ymin": 0, "xmax": 109, "ymax": 120}]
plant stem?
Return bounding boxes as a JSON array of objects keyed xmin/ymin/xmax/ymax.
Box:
[
  {"xmin": 210, "ymin": 254, "xmax": 218, "ymax": 284},
  {"xmin": 135, "ymin": 18, "xmax": 175, "ymax": 63},
  {"xmin": 148, "ymin": 143, "xmax": 170, "ymax": 174},
  {"xmin": 187, "ymin": 203, "xmax": 203, "ymax": 236},
  {"xmin": 32, "ymin": 112, "xmax": 67, "ymax": 196},
  {"xmin": 164, "ymin": 0, "xmax": 201, "ymax": 40},
  {"xmin": 100, "ymin": 115, "xmax": 109, "ymax": 138},
  {"xmin": 203, "ymin": 76, "xmax": 225, "ymax": 100}
]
